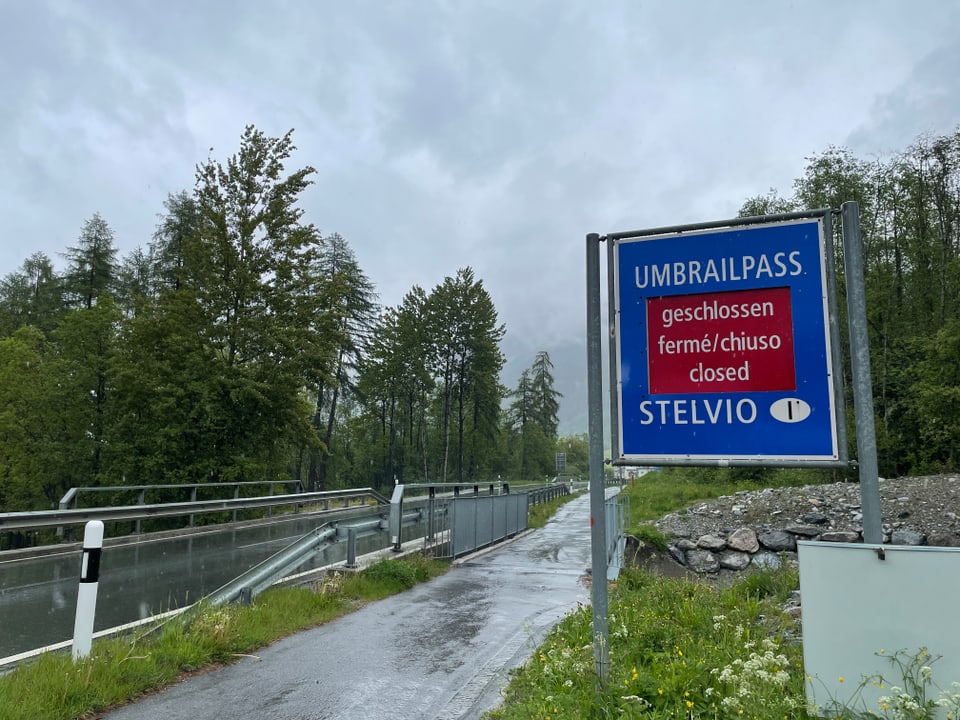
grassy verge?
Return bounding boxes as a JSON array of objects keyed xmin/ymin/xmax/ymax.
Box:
[
  {"xmin": 486, "ymin": 466, "xmax": 837, "ymax": 719},
  {"xmin": 528, "ymin": 490, "xmax": 580, "ymax": 530},
  {"xmin": 485, "ymin": 564, "xmax": 807, "ymax": 719},
  {"xmin": 625, "ymin": 465, "xmax": 834, "ymax": 527},
  {"xmin": 0, "ymin": 554, "xmax": 447, "ymax": 720},
  {"xmin": 622, "ymin": 465, "xmax": 836, "ymax": 549}
]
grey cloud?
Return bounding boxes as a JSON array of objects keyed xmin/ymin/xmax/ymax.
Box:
[
  {"xmin": 849, "ymin": 40, "xmax": 960, "ymax": 156},
  {"xmin": 3, "ymin": 1, "xmax": 960, "ymax": 430}
]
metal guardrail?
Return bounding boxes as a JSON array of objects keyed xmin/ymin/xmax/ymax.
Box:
[
  {"xmin": 526, "ymin": 483, "xmax": 573, "ymax": 507},
  {"xmin": 58, "ymin": 480, "xmax": 307, "ymax": 533},
  {"xmin": 388, "ymin": 481, "xmax": 571, "ymax": 558},
  {"xmin": 210, "ymin": 482, "xmax": 574, "ymax": 606},
  {"xmin": 605, "ymin": 488, "xmax": 629, "ymax": 580},
  {"xmin": 207, "ymin": 508, "xmax": 424, "ymax": 605},
  {"xmin": 0, "ymin": 488, "xmax": 390, "ymax": 532},
  {"xmin": 441, "ymin": 493, "xmax": 529, "ymax": 558},
  {"xmin": 389, "ymin": 482, "xmax": 508, "ymax": 550},
  {"xmin": 59, "ymin": 480, "xmax": 304, "ymax": 511}
]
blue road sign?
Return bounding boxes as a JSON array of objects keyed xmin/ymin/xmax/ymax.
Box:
[{"xmin": 613, "ymin": 217, "xmax": 839, "ymax": 464}]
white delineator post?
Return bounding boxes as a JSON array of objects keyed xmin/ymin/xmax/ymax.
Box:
[{"xmin": 72, "ymin": 520, "xmax": 104, "ymax": 660}]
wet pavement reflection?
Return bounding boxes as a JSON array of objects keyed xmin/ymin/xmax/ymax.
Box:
[
  {"xmin": 0, "ymin": 512, "xmax": 385, "ymax": 658},
  {"xmin": 100, "ymin": 492, "xmax": 593, "ymax": 720}
]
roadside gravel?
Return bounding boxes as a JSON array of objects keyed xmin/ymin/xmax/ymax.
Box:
[{"xmin": 654, "ymin": 474, "xmax": 960, "ymax": 546}]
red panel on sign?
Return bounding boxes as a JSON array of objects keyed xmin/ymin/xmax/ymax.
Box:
[{"xmin": 647, "ymin": 287, "xmax": 796, "ymax": 394}]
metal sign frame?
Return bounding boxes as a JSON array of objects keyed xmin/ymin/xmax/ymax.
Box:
[
  {"xmin": 585, "ymin": 205, "xmax": 880, "ymax": 684},
  {"xmin": 608, "ymin": 211, "xmax": 848, "ymax": 467}
]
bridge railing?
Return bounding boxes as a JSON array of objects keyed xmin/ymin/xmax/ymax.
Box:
[
  {"xmin": 0, "ymin": 488, "xmax": 390, "ymax": 535},
  {"xmin": 388, "ymin": 481, "xmax": 573, "ymax": 558},
  {"xmin": 605, "ymin": 488, "xmax": 629, "ymax": 580},
  {"xmin": 58, "ymin": 480, "xmax": 306, "ymax": 532}
]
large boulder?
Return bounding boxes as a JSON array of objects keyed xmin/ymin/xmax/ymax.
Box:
[
  {"xmin": 758, "ymin": 529, "xmax": 797, "ymax": 552},
  {"xmin": 819, "ymin": 530, "xmax": 860, "ymax": 543},
  {"xmin": 890, "ymin": 529, "xmax": 925, "ymax": 546},
  {"xmin": 718, "ymin": 550, "xmax": 751, "ymax": 571},
  {"xmin": 685, "ymin": 549, "xmax": 720, "ymax": 574},
  {"xmin": 727, "ymin": 527, "xmax": 759, "ymax": 553},
  {"xmin": 697, "ymin": 534, "xmax": 727, "ymax": 551}
]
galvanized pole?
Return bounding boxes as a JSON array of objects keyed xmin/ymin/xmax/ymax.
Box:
[
  {"xmin": 605, "ymin": 238, "xmax": 620, "ymax": 464},
  {"xmin": 586, "ymin": 232, "xmax": 610, "ymax": 682},
  {"xmin": 840, "ymin": 202, "xmax": 883, "ymax": 543}
]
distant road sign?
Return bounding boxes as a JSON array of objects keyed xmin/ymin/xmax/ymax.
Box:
[{"xmin": 613, "ymin": 217, "xmax": 839, "ymax": 464}]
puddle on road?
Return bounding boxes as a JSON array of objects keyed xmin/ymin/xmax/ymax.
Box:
[{"xmin": 527, "ymin": 543, "xmax": 562, "ymax": 562}]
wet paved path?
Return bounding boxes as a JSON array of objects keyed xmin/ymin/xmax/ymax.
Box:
[{"xmin": 100, "ymin": 493, "xmax": 592, "ymax": 720}]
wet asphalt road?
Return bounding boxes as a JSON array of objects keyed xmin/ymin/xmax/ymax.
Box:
[{"xmin": 100, "ymin": 492, "xmax": 593, "ymax": 720}]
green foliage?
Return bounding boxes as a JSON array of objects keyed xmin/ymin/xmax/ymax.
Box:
[
  {"xmin": 506, "ymin": 351, "xmax": 563, "ymax": 482},
  {"xmin": 342, "ymin": 554, "xmax": 445, "ymax": 598},
  {"xmin": 816, "ymin": 648, "xmax": 960, "ymax": 720},
  {"xmin": 739, "ymin": 187, "xmax": 797, "ymax": 217},
  {"xmin": 909, "ymin": 319, "xmax": 960, "ymax": 470},
  {"xmin": 0, "ymin": 252, "xmax": 64, "ymax": 335},
  {"xmin": 487, "ymin": 566, "xmax": 806, "ymax": 720},
  {"xmin": 300, "ymin": 232, "xmax": 378, "ymax": 492},
  {"xmin": 631, "ymin": 523, "xmax": 669, "ymax": 551},
  {"xmin": 0, "ymin": 328, "xmax": 53, "ymax": 508},
  {"xmin": 788, "ymin": 131, "xmax": 960, "ymax": 475},
  {"xmin": 62, "ymin": 213, "xmax": 117, "ymax": 310},
  {"xmin": 5, "ymin": 123, "xmax": 960, "ymax": 511},
  {"xmin": 355, "ymin": 269, "xmax": 505, "ymax": 488},
  {"xmin": 527, "ymin": 491, "xmax": 577, "ymax": 529},
  {"xmin": 622, "ymin": 468, "xmax": 745, "ymax": 525},
  {"xmin": 555, "ymin": 433, "xmax": 588, "ymax": 477}
]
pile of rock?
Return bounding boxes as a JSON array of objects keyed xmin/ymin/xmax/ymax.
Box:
[
  {"xmin": 654, "ymin": 476, "xmax": 960, "ymax": 575},
  {"xmin": 667, "ymin": 525, "xmax": 893, "ymax": 574}
]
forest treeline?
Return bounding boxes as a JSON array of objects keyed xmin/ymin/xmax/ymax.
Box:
[
  {"xmin": 0, "ymin": 127, "xmax": 571, "ymax": 512},
  {"xmin": 739, "ymin": 127, "xmax": 960, "ymax": 475},
  {"xmin": 2, "ymin": 125, "xmax": 959, "ymax": 512}
]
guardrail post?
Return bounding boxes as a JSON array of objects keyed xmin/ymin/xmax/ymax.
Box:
[
  {"xmin": 267, "ymin": 484, "xmax": 274, "ymax": 518},
  {"xmin": 57, "ymin": 488, "xmax": 79, "ymax": 539},
  {"xmin": 189, "ymin": 487, "xmax": 198, "ymax": 527},
  {"xmin": 232, "ymin": 486, "xmax": 240, "ymax": 522},
  {"xmin": 135, "ymin": 490, "xmax": 145, "ymax": 534},
  {"xmin": 346, "ymin": 527, "xmax": 357, "ymax": 568},
  {"xmin": 427, "ymin": 486, "xmax": 436, "ymax": 542},
  {"xmin": 72, "ymin": 521, "xmax": 104, "ymax": 660}
]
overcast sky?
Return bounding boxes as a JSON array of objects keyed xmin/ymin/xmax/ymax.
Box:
[{"xmin": 3, "ymin": 1, "xmax": 960, "ymax": 428}]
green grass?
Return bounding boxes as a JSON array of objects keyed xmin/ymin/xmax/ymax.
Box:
[
  {"xmin": 484, "ymin": 466, "xmax": 842, "ymax": 720},
  {"xmin": 485, "ymin": 564, "xmax": 807, "ymax": 719},
  {"xmin": 624, "ymin": 465, "xmax": 835, "ymax": 529},
  {"xmin": 527, "ymin": 490, "xmax": 580, "ymax": 530},
  {"xmin": 0, "ymin": 554, "xmax": 447, "ymax": 720},
  {"xmin": 0, "ymin": 471, "xmax": 839, "ymax": 720}
]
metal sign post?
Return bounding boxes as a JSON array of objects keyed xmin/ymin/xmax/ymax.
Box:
[
  {"xmin": 585, "ymin": 232, "xmax": 609, "ymax": 683},
  {"xmin": 585, "ymin": 207, "xmax": 885, "ymax": 689},
  {"xmin": 840, "ymin": 202, "xmax": 882, "ymax": 543}
]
